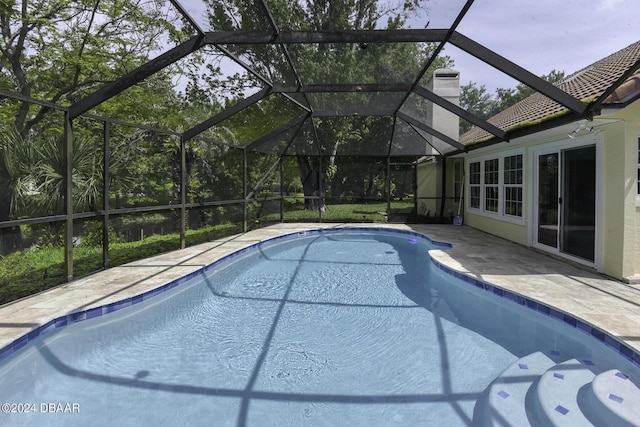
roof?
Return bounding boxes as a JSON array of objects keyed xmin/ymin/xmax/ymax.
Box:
[{"xmin": 461, "ymin": 40, "xmax": 640, "ymax": 146}]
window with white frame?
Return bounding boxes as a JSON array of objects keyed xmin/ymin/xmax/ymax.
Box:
[
  {"xmin": 469, "ymin": 161, "xmax": 481, "ymax": 209},
  {"xmin": 468, "ymin": 152, "xmax": 524, "ymax": 219},
  {"xmin": 504, "ymin": 154, "xmax": 523, "ymax": 217},
  {"xmin": 484, "ymin": 159, "xmax": 499, "ymax": 212}
]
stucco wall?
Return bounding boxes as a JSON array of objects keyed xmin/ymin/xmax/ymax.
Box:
[
  {"xmin": 601, "ymin": 100, "xmax": 640, "ymax": 279},
  {"xmin": 599, "ymin": 120, "xmax": 629, "ymax": 279},
  {"xmin": 465, "ymin": 212, "xmax": 528, "ymax": 245}
]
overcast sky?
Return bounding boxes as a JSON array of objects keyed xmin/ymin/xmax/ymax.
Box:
[{"xmin": 444, "ymin": 0, "xmax": 640, "ymax": 91}]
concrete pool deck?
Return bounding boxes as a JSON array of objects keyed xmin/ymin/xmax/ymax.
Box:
[{"xmin": 1, "ymin": 223, "xmax": 640, "ymax": 359}]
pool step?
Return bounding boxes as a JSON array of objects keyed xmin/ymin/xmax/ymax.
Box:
[
  {"xmin": 582, "ymin": 369, "xmax": 640, "ymax": 427},
  {"xmin": 473, "ymin": 351, "xmax": 555, "ymax": 427},
  {"xmin": 529, "ymin": 358, "xmax": 598, "ymax": 426},
  {"xmin": 474, "ymin": 354, "xmax": 640, "ymax": 427}
]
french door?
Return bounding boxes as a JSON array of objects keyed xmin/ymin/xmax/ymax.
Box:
[{"xmin": 535, "ymin": 145, "xmax": 596, "ymax": 262}]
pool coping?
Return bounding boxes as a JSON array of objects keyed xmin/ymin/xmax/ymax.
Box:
[{"xmin": 1, "ymin": 223, "xmax": 640, "ymax": 370}]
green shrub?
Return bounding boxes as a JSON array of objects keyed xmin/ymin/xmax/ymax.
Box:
[{"xmin": 0, "ymin": 223, "xmax": 239, "ymax": 305}]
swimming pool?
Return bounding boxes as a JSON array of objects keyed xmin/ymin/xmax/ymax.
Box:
[{"xmin": 0, "ymin": 228, "xmax": 638, "ymax": 426}]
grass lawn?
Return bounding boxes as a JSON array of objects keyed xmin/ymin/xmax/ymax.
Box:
[{"xmin": 274, "ymin": 200, "xmax": 413, "ymax": 223}]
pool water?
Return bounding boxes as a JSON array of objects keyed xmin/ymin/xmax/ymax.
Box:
[{"xmin": 0, "ymin": 229, "xmax": 637, "ymax": 426}]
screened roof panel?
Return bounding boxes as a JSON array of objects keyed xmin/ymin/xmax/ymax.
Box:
[
  {"xmin": 171, "ymin": 49, "xmax": 267, "ymax": 112},
  {"xmin": 216, "ymin": 44, "xmax": 298, "ymax": 86},
  {"xmin": 287, "ymin": 42, "xmax": 427, "ymax": 85},
  {"xmin": 200, "ymin": 93, "xmax": 306, "ymax": 146},
  {"xmin": 281, "ymin": 93, "xmax": 311, "ymax": 111},
  {"xmin": 407, "ymin": 122, "xmax": 460, "ymax": 156},
  {"xmin": 390, "ymin": 120, "xmax": 436, "ymax": 157},
  {"xmin": 185, "ymin": 1, "xmax": 275, "ymax": 32},
  {"xmin": 169, "ymin": 0, "xmax": 208, "ymax": 33},
  {"xmin": 196, "ymin": 54, "xmax": 269, "ymax": 101},
  {"xmin": 394, "ymin": 0, "xmax": 470, "ymax": 30},
  {"xmin": 306, "ymin": 92, "xmax": 406, "ymax": 116},
  {"xmin": 284, "ymin": 120, "xmax": 320, "ymax": 156},
  {"xmin": 262, "ymin": 0, "xmax": 468, "ymax": 31},
  {"xmin": 428, "ymin": 42, "xmax": 521, "ymax": 95},
  {"xmin": 248, "ymin": 119, "xmax": 305, "ymax": 156},
  {"xmin": 398, "ymin": 92, "xmax": 428, "ymax": 123},
  {"xmin": 314, "ymin": 116, "xmax": 395, "ymax": 157}
]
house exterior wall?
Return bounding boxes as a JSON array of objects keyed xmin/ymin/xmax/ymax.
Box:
[
  {"xmin": 600, "ymin": 100, "xmax": 640, "ymax": 280},
  {"xmin": 599, "ymin": 120, "xmax": 629, "ymax": 279},
  {"xmin": 459, "ymin": 99, "xmax": 640, "ymax": 281}
]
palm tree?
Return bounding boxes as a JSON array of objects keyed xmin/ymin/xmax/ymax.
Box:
[
  {"xmin": 0, "ymin": 125, "xmax": 140, "ymax": 254},
  {"xmin": 0, "ymin": 128, "xmax": 38, "ymax": 254},
  {"xmin": 33, "ymin": 132, "xmax": 138, "ymax": 214},
  {"xmin": 34, "ymin": 133, "xmax": 102, "ymax": 214}
]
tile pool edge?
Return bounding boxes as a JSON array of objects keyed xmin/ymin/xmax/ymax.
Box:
[
  {"xmin": 1, "ymin": 226, "xmax": 638, "ymax": 372},
  {"xmin": 429, "ymin": 255, "xmax": 640, "ymax": 370}
]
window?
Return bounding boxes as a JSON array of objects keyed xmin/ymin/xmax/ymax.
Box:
[
  {"xmin": 484, "ymin": 159, "xmax": 499, "ymax": 212},
  {"xmin": 467, "ymin": 152, "xmax": 524, "ymax": 220},
  {"xmin": 504, "ymin": 154, "xmax": 523, "ymax": 217},
  {"xmin": 469, "ymin": 162, "xmax": 481, "ymax": 209}
]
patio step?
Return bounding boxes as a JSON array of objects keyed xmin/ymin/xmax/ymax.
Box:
[
  {"xmin": 581, "ymin": 369, "xmax": 640, "ymax": 427},
  {"xmin": 472, "ymin": 351, "xmax": 556, "ymax": 427}
]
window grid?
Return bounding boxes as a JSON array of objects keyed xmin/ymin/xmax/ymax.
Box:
[
  {"xmin": 484, "ymin": 159, "xmax": 499, "ymax": 213},
  {"xmin": 485, "ymin": 186, "xmax": 499, "ymax": 212},
  {"xmin": 505, "ymin": 187, "xmax": 523, "ymax": 217},
  {"xmin": 484, "ymin": 159, "xmax": 499, "ymax": 184},
  {"xmin": 504, "ymin": 154, "xmax": 523, "ymax": 217},
  {"xmin": 469, "ymin": 162, "xmax": 481, "ymax": 209}
]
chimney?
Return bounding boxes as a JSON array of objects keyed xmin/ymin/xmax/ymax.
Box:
[{"xmin": 426, "ymin": 69, "xmax": 460, "ymax": 146}]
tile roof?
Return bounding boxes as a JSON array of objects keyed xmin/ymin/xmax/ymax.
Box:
[{"xmin": 460, "ymin": 40, "xmax": 640, "ymax": 146}]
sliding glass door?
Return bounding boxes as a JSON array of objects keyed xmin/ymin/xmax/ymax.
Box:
[{"xmin": 536, "ymin": 146, "xmax": 596, "ymax": 262}]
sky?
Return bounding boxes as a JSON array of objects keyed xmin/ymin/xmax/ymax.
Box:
[{"xmin": 441, "ymin": 0, "xmax": 640, "ymax": 92}]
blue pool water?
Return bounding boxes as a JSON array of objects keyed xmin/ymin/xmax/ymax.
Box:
[{"xmin": 0, "ymin": 229, "xmax": 638, "ymax": 426}]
